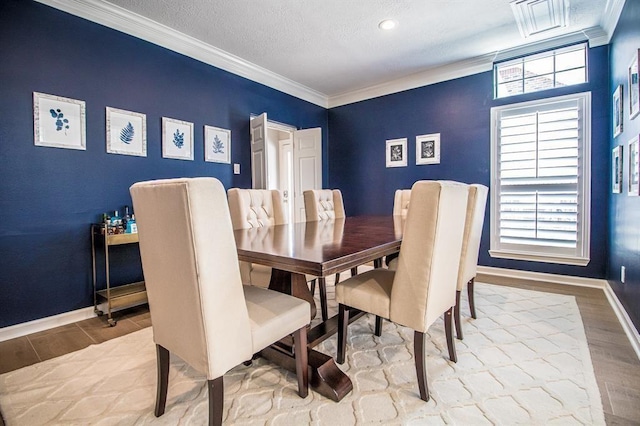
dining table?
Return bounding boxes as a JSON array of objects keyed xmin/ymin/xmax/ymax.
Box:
[{"xmin": 234, "ymin": 215, "xmax": 404, "ymax": 402}]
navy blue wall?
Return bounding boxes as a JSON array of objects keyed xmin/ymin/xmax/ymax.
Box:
[
  {"xmin": 329, "ymin": 46, "xmax": 610, "ymax": 280},
  {"xmin": 608, "ymin": 0, "xmax": 640, "ymax": 331},
  {"xmin": 0, "ymin": 1, "xmax": 328, "ymax": 327}
]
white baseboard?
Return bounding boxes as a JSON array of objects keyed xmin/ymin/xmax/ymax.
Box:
[
  {"xmin": 0, "ymin": 306, "xmax": 98, "ymax": 343},
  {"xmin": 603, "ymin": 282, "xmax": 640, "ymax": 361},
  {"xmin": 477, "ymin": 265, "xmax": 640, "ymax": 360},
  {"xmin": 476, "ymin": 265, "xmax": 608, "ymax": 288}
]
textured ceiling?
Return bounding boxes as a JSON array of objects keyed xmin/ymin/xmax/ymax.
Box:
[{"xmin": 105, "ymin": 0, "xmax": 610, "ymax": 99}]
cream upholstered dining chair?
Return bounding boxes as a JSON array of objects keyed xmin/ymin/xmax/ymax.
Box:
[
  {"xmin": 454, "ymin": 183, "xmax": 488, "ymax": 340},
  {"xmin": 228, "ymin": 188, "xmax": 287, "ymax": 288},
  {"xmin": 130, "ymin": 178, "xmax": 309, "ymax": 426},
  {"xmin": 335, "ymin": 180, "xmax": 469, "ymax": 402},
  {"xmin": 303, "ymin": 189, "xmax": 351, "ymax": 321},
  {"xmin": 385, "ymin": 188, "xmax": 412, "ymax": 269}
]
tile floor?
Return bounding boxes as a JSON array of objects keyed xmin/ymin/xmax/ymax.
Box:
[{"xmin": 0, "ymin": 277, "xmax": 639, "ymax": 425}]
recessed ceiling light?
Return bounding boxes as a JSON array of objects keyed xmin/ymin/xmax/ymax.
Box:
[{"xmin": 378, "ymin": 19, "xmax": 397, "ymax": 30}]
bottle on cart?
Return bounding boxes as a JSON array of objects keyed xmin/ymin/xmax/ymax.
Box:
[
  {"xmin": 127, "ymin": 213, "xmax": 137, "ymax": 234},
  {"xmin": 123, "ymin": 206, "xmax": 131, "ymax": 233},
  {"xmin": 111, "ymin": 210, "xmax": 122, "ymax": 234}
]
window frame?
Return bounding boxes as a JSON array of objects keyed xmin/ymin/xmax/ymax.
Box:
[
  {"xmin": 489, "ymin": 91, "xmax": 591, "ymax": 266},
  {"xmin": 494, "ymin": 43, "xmax": 588, "ymax": 99}
]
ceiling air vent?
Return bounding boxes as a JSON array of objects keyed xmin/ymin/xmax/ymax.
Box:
[{"xmin": 510, "ymin": 0, "xmax": 569, "ymax": 38}]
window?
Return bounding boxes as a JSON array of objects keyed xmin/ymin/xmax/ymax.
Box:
[
  {"xmin": 490, "ymin": 92, "xmax": 591, "ymax": 265},
  {"xmin": 495, "ymin": 43, "xmax": 587, "ymax": 98}
]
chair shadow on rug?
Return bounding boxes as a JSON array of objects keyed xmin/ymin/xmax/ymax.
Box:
[{"xmin": 130, "ymin": 177, "xmax": 310, "ymax": 425}]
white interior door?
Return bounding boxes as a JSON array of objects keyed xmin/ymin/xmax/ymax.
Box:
[
  {"xmin": 278, "ymin": 138, "xmax": 294, "ymax": 223},
  {"xmin": 293, "ymin": 127, "xmax": 322, "ymax": 222},
  {"xmin": 250, "ymin": 113, "xmax": 268, "ymax": 189}
]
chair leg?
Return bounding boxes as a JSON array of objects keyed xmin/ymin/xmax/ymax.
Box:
[
  {"xmin": 373, "ymin": 257, "xmax": 382, "ymax": 268},
  {"xmin": 375, "ymin": 315, "xmax": 383, "ymax": 336},
  {"xmin": 444, "ymin": 307, "xmax": 457, "ymax": 363},
  {"xmin": 207, "ymin": 377, "xmax": 224, "ymax": 426},
  {"xmin": 293, "ymin": 326, "xmax": 309, "ymax": 398},
  {"xmin": 468, "ymin": 278, "xmax": 477, "ymax": 319},
  {"xmin": 414, "ymin": 331, "xmax": 430, "ymax": 402},
  {"xmin": 310, "ymin": 278, "xmax": 316, "ymax": 296},
  {"xmin": 337, "ymin": 304, "xmax": 349, "ymax": 364},
  {"xmin": 335, "ymin": 272, "xmax": 340, "ymax": 284},
  {"xmin": 154, "ymin": 344, "xmax": 169, "ymax": 417},
  {"xmin": 454, "ymin": 290, "xmax": 463, "ymax": 340},
  {"xmin": 350, "ymin": 267, "xmax": 358, "ymax": 276},
  {"xmin": 318, "ymin": 277, "xmax": 328, "ymax": 321}
]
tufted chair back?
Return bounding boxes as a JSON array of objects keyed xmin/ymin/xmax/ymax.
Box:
[
  {"xmin": 228, "ymin": 189, "xmax": 286, "ymax": 229},
  {"xmin": 392, "ymin": 189, "xmax": 412, "ymax": 217},
  {"xmin": 303, "ymin": 189, "xmax": 345, "ymax": 222},
  {"xmin": 228, "ymin": 188, "xmax": 286, "ymax": 287}
]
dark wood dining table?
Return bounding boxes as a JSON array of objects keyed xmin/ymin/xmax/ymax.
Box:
[{"xmin": 234, "ymin": 215, "xmax": 403, "ymax": 402}]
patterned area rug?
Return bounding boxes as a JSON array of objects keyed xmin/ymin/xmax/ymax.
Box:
[{"xmin": 0, "ymin": 282, "xmax": 604, "ymax": 425}]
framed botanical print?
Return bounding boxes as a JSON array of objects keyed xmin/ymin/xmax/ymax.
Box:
[
  {"xmin": 204, "ymin": 125, "xmax": 231, "ymax": 164},
  {"xmin": 162, "ymin": 117, "xmax": 194, "ymax": 160},
  {"xmin": 106, "ymin": 107, "xmax": 147, "ymax": 157},
  {"xmin": 629, "ymin": 50, "xmax": 639, "ymax": 120},
  {"xmin": 386, "ymin": 138, "xmax": 407, "ymax": 168},
  {"xmin": 33, "ymin": 92, "xmax": 86, "ymax": 150},
  {"xmin": 629, "ymin": 136, "xmax": 639, "ymax": 196},
  {"xmin": 613, "ymin": 85, "xmax": 623, "ymax": 137}
]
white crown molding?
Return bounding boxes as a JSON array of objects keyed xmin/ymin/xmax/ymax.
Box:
[
  {"xmin": 34, "ymin": 0, "xmax": 329, "ymax": 108},
  {"xmin": 601, "ymin": 0, "xmax": 626, "ymax": 42},
  {"xmin": 328, "ymin": 54, "xmax": 495, "ymax": 108}
]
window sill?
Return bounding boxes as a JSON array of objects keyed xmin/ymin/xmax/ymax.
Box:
[{"xmin": 489, "ymin": 249, "xmax": 590, "ymax": 266}]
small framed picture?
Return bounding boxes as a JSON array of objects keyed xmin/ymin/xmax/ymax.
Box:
[
  {"xmin": 106, "ymin": 107, "xmax": 147, "ymax": 157},
  {"xmin": 416, "ymin": 133, "xmax": 441, "ymax": 165},
  {"xmin": 612, "ymin": 145, "xmax": 623, "ymax": 194},
  {"xmin": 204, "ymin": 125, "xmax": 231, "ymax": 164},
  {"xmin": 162, "ymin": 117, "xmax": 194, "ymax": 160},
  {"xmin": 629, "ymin": 50, "xmax": 639, "ymax": 120},
  {"xmin": 629, "ymin": 136, "xmax": 639, "ymax": 196},
  {"xmin": 613, "ymin": 85, "xmax": 623, "ymax": 137},
  {"xmin": 33, "ymin": 92, "xmax": 86, "ymax": 150},
  {"xmin": 386, "ymin": 138, "xmax": 407, "ymax": 168}
]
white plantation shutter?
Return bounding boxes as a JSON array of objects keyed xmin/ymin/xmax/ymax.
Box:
[{"xmin": 490, "ymin": 93, "xmax": 591, "ymax": 265}]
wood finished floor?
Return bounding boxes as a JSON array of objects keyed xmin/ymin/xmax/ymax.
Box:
[{"xmin": 1, "ymin": 278, "xmax": 639, "ymax": 425}]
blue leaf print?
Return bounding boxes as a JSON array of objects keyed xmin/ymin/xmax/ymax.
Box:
[
  {"xmin": 119, "ymin": 122, "xmax": 135, "ymax": 144},
  {"xmin": 49, "ymin": 108, "xmax": 70, "ymax": 134},
  {"xmin": 173, "ymin": 129, "xmax": 184, "ymax": 149},
  {"xmin": 212, "ymin": 134, "xmax": 224, "ymax": 154}
]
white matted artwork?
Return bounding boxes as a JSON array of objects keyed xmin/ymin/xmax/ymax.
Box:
[
  {"xmin": 106, "ymin": 107, "xmax": 147, "ymax": 157},
  {"xmin": 612, "ymin": 145, "xmax": 623, "ymax": 194},
  {"xmin": 416, "ymin": 133, "xmax": 441, "ymax": 165},
  {"xmin": 629, "ymin": 50, "xmax": 639, "ymax": 120},
  {"xmin": 386, "ymin": 138, "xmax": 407, "ymax": 168},
  {"xmin": 204, "ymin": 125, "xmax": 231, "ymax": 164},
  {"xmin": 162, "ymin": 117, "xmax": 194, "ymax": 160},
  {"xmin": 33, "ymin": 92, "xmax": 86, "ymax": 150},
  {"xmin": 613, "ymin": 85, "xmax": 623, "ymax": 137},
  {"xmin": 629, "ymin": 136, "xmax": 639, "ymax": 196}
]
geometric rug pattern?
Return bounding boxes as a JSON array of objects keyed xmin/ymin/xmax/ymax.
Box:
[{"xmin": 0, "ymin": 282, "xmax": 605, "ymax": 425}]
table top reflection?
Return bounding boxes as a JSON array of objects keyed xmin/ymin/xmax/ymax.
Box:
[{"xmin": 233, "ymin": 215, "xmax": 404, "ymax": 277}]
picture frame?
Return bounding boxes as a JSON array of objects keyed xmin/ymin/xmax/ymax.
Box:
[
  {"xmin": 204, "ymin": 125, "xmax": 231, "ymax": 164},
  {"xmin": 416, "ymin": 133, "xmax": 441, "ymax": 165},
  {"xmin": 629, "ymin": 136, "xmax": 639, "ymax": 196},
  {"xmin": 106, "ymin": 107, "xmax": 147, "ymax": 157},
  {"xmin": 613, "ymin": 85, "xmax": 623, "ymax": 138},
  {"xmin": 612, "ymin": 145, "xmax": 623, "ymax": 194},
  {"xmin": 629, "ymin": 50, "xmax": 639, "ymax": 120},
  {"xmin": 33, "ymin": 92, "xmax": 86, "ymax": 150},
  {"xmin": 386, "ymin": 138, "xmax": 407, "ymax": 168},
  {"xmin": 162, "ymin": 117, "xmax": 194, "ymax": 160}
]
